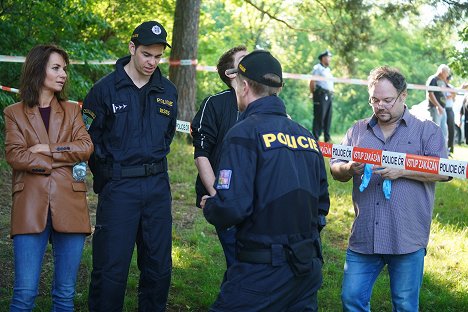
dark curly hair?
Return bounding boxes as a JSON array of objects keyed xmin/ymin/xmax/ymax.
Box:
[{"xmin": 368, "ymin": 66, "xmax": 407, "ymax": 93}]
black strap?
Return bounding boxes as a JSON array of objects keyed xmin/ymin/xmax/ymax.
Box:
[
  {"xmin": 103, "ymin": 159, "xmax": 167, "ymax": 179},
  {"xmin": 237, "ymin": 248, "xmax": 281, "ymax": 264},
  {"xmin": 237, "ymin": 245, "xmax": 318, "ymax": 264}
]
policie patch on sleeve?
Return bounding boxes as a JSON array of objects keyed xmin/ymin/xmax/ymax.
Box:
[
  {"xmin": 82, "ymin": 108, "xmax": 95, "ymax": 131},
  {"xmin": 216, "ymin": 169, "xmax": 232, "ymax": 190}
]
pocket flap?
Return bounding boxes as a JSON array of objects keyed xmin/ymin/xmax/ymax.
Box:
[
  {"xmin": 12, "ymin": 182, "xmax": 24, "ymax": 194},
  {"xmin": 72, "ymin": 182, "xmax": 87, "ymax": 192},
  {"xmin": 288, "ymin": 239, "xmax": 316, "ymax": 264}
]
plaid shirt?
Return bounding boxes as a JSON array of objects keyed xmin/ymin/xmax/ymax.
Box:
[{"xmin": 330, "ymin": 108, "xmax": 447, "ymax": 254}]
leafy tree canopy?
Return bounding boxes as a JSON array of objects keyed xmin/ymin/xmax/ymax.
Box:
[{"xmin": 0, "ymin": 0, "xmax": 466, "ymax": 136}]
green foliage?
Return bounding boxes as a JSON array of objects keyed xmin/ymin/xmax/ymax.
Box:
[
  {"xmin": 450, "ymin": 26, "xmax": 468, "ymax": 78},
  {"xmin": 0, "ymin": 0, "xmax": 465, "ymax": 138}
]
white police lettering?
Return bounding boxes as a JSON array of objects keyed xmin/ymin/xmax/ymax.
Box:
[{"xmin": 152, "ymin": 25, "xmax": 161, "ymax": 35}]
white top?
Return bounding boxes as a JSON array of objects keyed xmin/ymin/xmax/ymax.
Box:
[{"xmin": 312, "ymin": 63, "xmax": 334, "ymax": 92}]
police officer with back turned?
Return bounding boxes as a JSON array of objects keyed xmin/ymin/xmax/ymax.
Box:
[
  {"xmin": 201, "ymin": 50, "xmax": 330, "ymax": 311},
  {"xmin": 82, "ymin": 21, "xmax": 177, "ymax": 311}
]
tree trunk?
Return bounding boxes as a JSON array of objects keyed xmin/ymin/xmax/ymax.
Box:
[{"xmin": 169, "ymin": 0, "xmax": 201, "ymax": 123}]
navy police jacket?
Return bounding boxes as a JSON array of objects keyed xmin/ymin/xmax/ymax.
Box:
[
  {"xmin": 82, "ymin": 55, "xmax": 178, "ymax": 173},
  {"xmin": 204, "ymin": 96, "xmax": 330, "ymax": 247},
  {"xmin": 191, "ymin": 89, "xmax": 239, "ymax": 206}
]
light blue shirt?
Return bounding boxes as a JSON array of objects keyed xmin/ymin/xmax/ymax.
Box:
[{"xmin": 312, "ymin": 63, "xmax": 334, "ymax": 92}]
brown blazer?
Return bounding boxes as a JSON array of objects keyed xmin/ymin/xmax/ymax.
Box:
[{"xmin": 4, "ymin": 98, "xmax": 93, "ymax": 237}]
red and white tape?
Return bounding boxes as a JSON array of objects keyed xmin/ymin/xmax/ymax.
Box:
[
  {"xmin": 319, "ymin": 142, "xmax": 468, "ymax": 180},
  {"xmin": 1, "ymin": 83, "xmax": 466, "ymax": 178},
  {"xmin": 2, "ymin": 55, "xmax": 466, "ymax": 93}
]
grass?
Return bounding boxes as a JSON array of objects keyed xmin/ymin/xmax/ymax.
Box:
[{"xmin": 0, "ymin": 136, "xmax": 467, "ymax": 311}]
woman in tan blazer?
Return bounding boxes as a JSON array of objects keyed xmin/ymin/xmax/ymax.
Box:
[{"xmin": 4, "ymin": 45, "xmax": 93, "ymax": 311}]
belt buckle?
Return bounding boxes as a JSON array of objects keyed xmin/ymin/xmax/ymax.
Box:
[{"xmin": 144, "ymin": 163, "xmax": 156, "ymax": 176}]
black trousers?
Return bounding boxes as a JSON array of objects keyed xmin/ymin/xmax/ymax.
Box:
[
  {"xmin": 446, "ymin": 107, "xmax": 454, "ymax": 153},
  {"xmin": 465, "ymin": 109, "xmax": 468, "ymax": 144},
  {"xmin": 312, "ymin": 89, "xmax": 332, "ymax": 142},
  {"xmin": 88, "ymin": 173, "xmax": 172, "ymax": 312},
  {"xmin": 209, "ymin": 259, "xmax": 321, "ymax": 311}
]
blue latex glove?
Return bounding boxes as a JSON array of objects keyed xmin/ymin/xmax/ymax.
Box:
[
  {"xmin": 383, "ymin": 179, "xmax": 392, "ymax": 199},
  {"xmin": 359, "ymin": 164, "xmax": 392, "ymax": 199},
  {"xmin": 359, "ymin": 164, "xmax": 373, "ymax": 192}
]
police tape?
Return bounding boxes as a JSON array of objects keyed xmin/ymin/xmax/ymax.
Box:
[
  {"xmin": 0, "ymin": 54, "xmax": 198, "ymax": 67},
  {"xmin": 1, "ymin": 81, "xmax": 466, "ymax": 178},
  {"xmin": 2, "ymin": 54, "xmax": 466, "ymax": 93},
  {"xmin": 0, "ymin": 85, "xmax": 19, "ymax": 93},
  {"xmin": 318, "ymin": 142, "xmax": 468, "ymax": 180},
  {"xmin": 169, "ymin": 59, "xmax": 198, "ymax": 66}
]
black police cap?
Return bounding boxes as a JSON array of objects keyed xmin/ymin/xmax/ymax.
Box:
[
  {"xmin": 131, "ymin": 21, "xmax": 171, "ymax": 48},
  {"xmin": 225, "ymin": 50, "xmax": 283, "ymax": 87}
]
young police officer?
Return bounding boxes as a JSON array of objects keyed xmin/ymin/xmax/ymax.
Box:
[
  {"xmin": 201, "ymin": 50, "xmax": 330, "ymax": 311},
  {"xmin": 82, "ymin": 21, "xmax": 177, "ymax": 311}
]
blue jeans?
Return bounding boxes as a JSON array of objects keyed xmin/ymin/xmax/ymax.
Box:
[
  {"xmin": 341, "ymin": 248, "xmax": 425, "ymax": 312},
  {"xmin": 429, "ymin": 106, "xmax": 448, "ymax": 149},
  {"xmin": 10, "ymin": 216, "xmax": 85, "ymax": 312}
]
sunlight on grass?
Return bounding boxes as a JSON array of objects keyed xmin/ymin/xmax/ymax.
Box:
[
  {"xmin": 452, "ymin": 144, "xmax": 468, "ymax": 161},
  {"xmin": 426, "ymin": 221, "xmax": 468, "ymax": 291},
  {"xmin": 2, "ymin": 136, "xmax": 465, "ymax": 311}
]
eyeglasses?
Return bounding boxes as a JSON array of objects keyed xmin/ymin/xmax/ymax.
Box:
[{"xmin": 368, "ymin": 90, "xmax": 403, "ymax": 109}]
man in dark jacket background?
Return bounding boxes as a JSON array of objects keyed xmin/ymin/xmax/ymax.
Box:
[{"xmin": 191, "ymin": 45, "xmax": 247, "ymax": 270}]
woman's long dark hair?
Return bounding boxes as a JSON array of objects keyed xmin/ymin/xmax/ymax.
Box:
[{"xmin": 20, "ymin": 45, "xmax": 70, "ymax": 107}]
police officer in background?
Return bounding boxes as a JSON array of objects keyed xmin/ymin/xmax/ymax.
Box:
[
  {"xmin": 310, "ymin": 49, "xmax": 334, "ymax": 142},
  {"xmin": 82, "ymin": 21, "xmax": 177, "ymax": 311},
  {"xmin": 201, "ymin": 50, "xmax": 330, "ymax": 311}
]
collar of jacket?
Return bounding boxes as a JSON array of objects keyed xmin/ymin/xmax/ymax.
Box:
[
  {"xmin": 24, "ymin": 96, "xmax": 64, "ymax": 144},
  {"xmin": 114, "ymin": 55, "xmax": 165, "ymax": 92},
  {"xmin": 239, "ymin": 95, "xmax": 287, "ymax": 121}
]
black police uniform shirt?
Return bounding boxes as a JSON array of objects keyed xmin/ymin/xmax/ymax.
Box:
[
  {"xmin": 204, "ymin": 95, "xmax": 330, "ymax": 247},
  {"xmin": 82, "ymin": 55, "xmax": 178, "ymax": 174},
  {"xmin": 191, "ymin": 89, "xmax": 239, "ymax": 207}
]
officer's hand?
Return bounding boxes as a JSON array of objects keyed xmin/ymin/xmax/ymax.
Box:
[{"xmin": 200, "ymin": 195, "xmax": 213, "ymax": 209}]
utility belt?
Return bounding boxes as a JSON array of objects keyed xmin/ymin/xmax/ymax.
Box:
[
  {"xmin": 101, "ymin": 158, "xmax": 168, "ymax": 179},
  {"xmin": 314, "ymin": 87, "xmax": 333, "ymax": 95},
  {"xmin": 237, "ymin": 239, "xmax": 322, "ymax": 276}
]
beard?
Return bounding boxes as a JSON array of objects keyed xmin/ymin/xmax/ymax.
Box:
[{"xmin": 375, "ymin": 109, "xmax": 392, "ymax": 123}]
